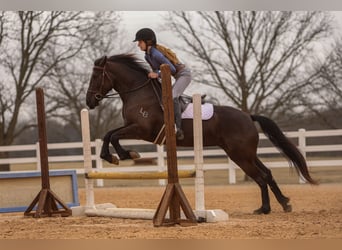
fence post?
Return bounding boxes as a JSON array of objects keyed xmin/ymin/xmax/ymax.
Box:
[
  {"xmin": 228, "ymin": 157, "xmax": 236, "ymax": 184},
  {"xmin": 298, "ymin": 128, "xmax": 306, "ymax": 184},
  {"xmin": 157, "ymin": 144, "xmax": 166, "ymax": 186},
  {"xmin": 95, "ymin": 139, "xmax": 104, "ymax": 187}
]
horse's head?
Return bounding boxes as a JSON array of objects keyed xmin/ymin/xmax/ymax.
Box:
[
  {"xmin": 86, "ymin": 53, "xmax": 152, "ymax": 109},
  {"xmin": 86, "ymin": 56, "xmax": 114, "ymax": 109}
]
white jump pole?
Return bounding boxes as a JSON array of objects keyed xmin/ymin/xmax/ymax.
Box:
[
  {"xmin": 193, "ymin": 94, "xmax": 205, "ymax": 211},
  {"xmin": 81, "ymin": 109, "xmax": 95, "ymax": 209}
]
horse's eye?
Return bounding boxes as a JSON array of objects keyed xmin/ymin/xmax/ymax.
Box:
[{"xmin": 95, "ymin": 94, "xmax": 103, "ymax": 101}]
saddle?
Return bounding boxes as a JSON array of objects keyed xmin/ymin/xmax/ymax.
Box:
[
  {"xmin": 179, "ymin": 94, "xmax": 207, "ymax": 113},
  {"xmin": 153, "ymin": 93, "xmax": 212, "ymax": 145}
]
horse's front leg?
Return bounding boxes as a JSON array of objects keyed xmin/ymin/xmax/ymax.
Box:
[{"xmin": 100, "ymin": 124, "xmax": 142, "ymax": 164}]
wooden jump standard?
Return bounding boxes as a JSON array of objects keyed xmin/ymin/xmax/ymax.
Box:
[
  {"xmin": 24, "ymin": 88, "xmax": 71, "ymax": 218},
  {"xmin": 152, "ymin": 64, "xmax": 197, "ymax": 226}
]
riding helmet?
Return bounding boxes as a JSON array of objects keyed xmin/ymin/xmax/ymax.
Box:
[{"xmin": 133, "ymin": 28, "xmax": 157, "ymax": 45}]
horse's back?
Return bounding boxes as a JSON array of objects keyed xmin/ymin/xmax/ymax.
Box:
[
  {"xmin": 180, "ymin": 105, "xmax": 258, "ymax": 148},
  {"xmin": 211, "ymin": 105, "xmax": 257, "ymax": 134},
  {"xmin": 209, "ymin": 105, "xmax": 259, "ymax": 159}
]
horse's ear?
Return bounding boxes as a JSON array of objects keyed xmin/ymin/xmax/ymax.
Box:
[
  {"xmin": 94, "ymin": 55, "xmax": 108, "ymax": 66},
  {"xmin": 100, "ymin": 56, "xmax": 107, "ymax": 66}
]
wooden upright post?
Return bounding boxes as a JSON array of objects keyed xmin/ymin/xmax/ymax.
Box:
[
  {"xmin": 24, "ymin": 88, "xmax": 71, "ymax": 218},
  {"xmin": 153, "ymin": 64, "xmax": 197, "ymax": 227}
]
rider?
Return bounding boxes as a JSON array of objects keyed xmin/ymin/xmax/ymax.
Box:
[{"xmin": 133, "ymin": 28, "xmax": 192, "ymax": 140}]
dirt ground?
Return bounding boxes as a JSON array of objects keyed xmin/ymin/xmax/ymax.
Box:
[{"xmin": 0, "ymin": 183, "xmax": 341, "ymax": 239}]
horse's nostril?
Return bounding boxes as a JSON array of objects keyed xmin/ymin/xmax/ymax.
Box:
[{"xmin": 86, "ymin": 98, "xmax": 96, "ymax": 109}]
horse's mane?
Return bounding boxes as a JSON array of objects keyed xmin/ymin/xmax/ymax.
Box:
[{"xmin": 95, "ymin": 54, "xmax": 150, "ymax": 75}]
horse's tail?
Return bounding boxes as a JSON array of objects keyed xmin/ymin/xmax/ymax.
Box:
[{"xmin": 251, "ymin": 115, "xmax": 318, "ymax": 185}]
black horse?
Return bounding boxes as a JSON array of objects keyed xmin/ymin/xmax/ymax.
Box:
[{"xmin": 86, "ymin": 54, "xmax": 317, "ymax": 214}]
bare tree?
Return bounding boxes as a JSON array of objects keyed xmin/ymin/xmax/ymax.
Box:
[
  {"xmin": 44, "ymin": 11, "xmax": 127, "ymax": 140},
  {"xmin": 302, "ymin": 37, "xmax": 342, "ymax": 128},
  {"xmin": 0, "ymin": 11, "xmax": 127, "ymax": 147},
  {"xmin": 0, "ymin": 12, "xmax": 5, "ymax": 45},
  {"xmin": 318, "ymin": 38, "xmax": 342, "ymax": 104},
  {"xmin": 164, "ymin": 11, "xmax": 332, "ymax": 120},
  {"xmin": 0, "ymin": 11, "xmax": 76, "ymax": 146},
  {"xmin": 0, "ymin": 12, "xmax": 7, "ymax": 145}
]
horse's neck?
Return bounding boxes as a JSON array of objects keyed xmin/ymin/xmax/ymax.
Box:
[
  {"xmin": 108, "ymin": 63, "xmax": 162, "ymax": 114},
  {"xmin": 120, "ymin": 80, "xmax": 161, "ymax": 112}
]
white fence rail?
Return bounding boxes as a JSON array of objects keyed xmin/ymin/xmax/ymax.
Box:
[{"xmin": 1, "ymin": 128, "xmax": 342, "ymax": 185}]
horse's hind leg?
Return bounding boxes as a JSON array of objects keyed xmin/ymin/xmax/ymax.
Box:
[
  {"xmin": 255, "ymin": 157, "xmax": 292, "ymax": 212},
  {"xmin": 251, "ymin": 175, "xmax": 271, "ymax": 214},
  {"xmin": 230, "ymin": 157, "xmax": 271, "ymax": 214},
  {"xmin": 253, "ymin": 179, "xmax": 271, "ymax": 214}
]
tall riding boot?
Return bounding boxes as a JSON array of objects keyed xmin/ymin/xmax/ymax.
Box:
[{"xmin": 173, "ymin": 97, "xmax": 184, "ymax": 140}]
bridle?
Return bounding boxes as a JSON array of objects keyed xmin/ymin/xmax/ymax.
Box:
[
  {"xmin": 87, "ymin": 64, "xmax": 118, "ymax": 101},
  {"xmin": 87, "ymin": 63, "xmax": 153, "ymax": 101}
]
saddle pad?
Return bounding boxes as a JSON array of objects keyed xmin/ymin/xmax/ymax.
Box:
[{"xmin": 181, "ymin": 103, "xmax": 214, "ymax": 120}]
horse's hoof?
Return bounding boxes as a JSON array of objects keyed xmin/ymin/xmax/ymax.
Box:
[
  {"xmin": 283, "ymin": 204, "xmax": 292, "ymax": 213},
  {"xmin": 129, "ymin": 151, "xmax": 140, "ymax": 159},
  {"xmin": 253, "ymin": 207, "xmax": 271, "ymax": 215},
  {"xmin": 111, "ymin": 155, "xmax": 119, "ymax": 165}
]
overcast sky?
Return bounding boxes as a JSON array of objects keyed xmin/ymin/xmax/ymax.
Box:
[
  {"xmin": 121, "ymin": 11, "xmax": 342, "ymax": 98},
  {"xmin": 122, "ymin": 11, "xmax": 342, "ymax": 63},
  {"xmin": 122, "ymin": 11, "xmax": 342, "ymax": 44},
  {"xmin": 121, "ymin": 11, "xmax": 170, "ymax": 43}
]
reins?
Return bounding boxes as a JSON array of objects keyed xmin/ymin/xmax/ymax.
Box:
[{"xmin": 111, "ymin": 78, "xmax": 152, "ymax": 97}]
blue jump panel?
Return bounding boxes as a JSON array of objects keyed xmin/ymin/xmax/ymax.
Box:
[{"xmin": 0, "ymin": 170, "xmax": 79, "ymax": 213}]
